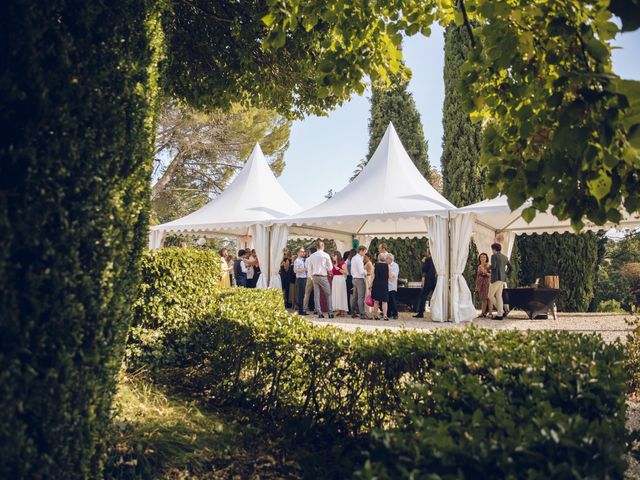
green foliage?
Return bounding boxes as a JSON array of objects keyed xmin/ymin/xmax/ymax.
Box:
[
  {"xmin": 264, "ymin": 0, "xmax": 640, "ymax": 227},
  {"xmin": 625, "ymin": 317, "xmax": 640, "ymax": 393},
  {"xmin": 161, "ymin": 0, "xmax": 354, "ymax": 117},
  {"xmin": 598, "ymin": 299, "xmax": 626, "ymax": 313},
  {"xmin": 0, "ymin": 0, "xmax": 164, "ymax": 477},
  {"xmin": 356, "ymin": 331, "xmax": 629, "ymax": 479},
  {"xmin": 128, "ymin": 252, "xmax": 630, "ymax": 477},
  {"xmin": 127, "ymin": 248, "xmax": 222, "ymax": 370},
  {"xmin": 369, "ymin": 238, "xmax": 429, "ymax": 282},
  {"xmin": 442, "ymin": 22, "xmax": 484, "ymax": 207},
  {"xmin": 593, "ymin": 232, "xmax": 640, "ymax": 312},
  {"xmin": 517, "ymin": 232, "xmax": 599, "ymax": 311}
]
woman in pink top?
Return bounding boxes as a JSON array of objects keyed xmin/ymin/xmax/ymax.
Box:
[{"xmin": 331, "ymin": 251, "xmax": 349, "ymax": 316}]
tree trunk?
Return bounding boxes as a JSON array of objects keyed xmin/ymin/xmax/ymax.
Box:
[{"xmin": 152, "ymin": 151, "xmax": 183, "ymax": 198}]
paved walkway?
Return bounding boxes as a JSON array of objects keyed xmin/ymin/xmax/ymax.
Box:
[{"xmin": 305, "ymin": 311, "xmax": 636, "ymax": 343}]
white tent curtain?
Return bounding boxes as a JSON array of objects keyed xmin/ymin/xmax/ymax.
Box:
[
  {"xmin": 450, "ymin": 214, "xmax": 477, "ymax": 323},
  {"xmin": 268, "ymin": 225, "xmax": 289, "ymax": 289},
  {"xmin": 250, "ymin": 225, "xmax": 269, "ymax": 289},
  {"xmin": 424, "ymin": 215, "xmax": 448, "ymax": 322},
  {"xmin": 148, "ymin": 230, "xmax": 165, "ymax": 250}
]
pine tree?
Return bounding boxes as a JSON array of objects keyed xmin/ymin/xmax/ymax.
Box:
[
  {"xmin": 441, "ymin": 23, "xmax": 484, "ymax": 207},
  {"xmin": 363, "ymin": 74, "xmax": 431, "ymax": 281}
]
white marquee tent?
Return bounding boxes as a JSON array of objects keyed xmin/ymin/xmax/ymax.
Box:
[
  {"xmin": 276, "ymin": 123, "xmax": 456, "ymax": 321},
  {"xmin": 148, "ymin": 143, "xmax": 302, "ymax": 289},
  {"xmin": 450, "ymin": 196, "xmax": 640, "ymax": 323}
]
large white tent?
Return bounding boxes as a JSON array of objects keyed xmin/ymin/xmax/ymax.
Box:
[
  {"xmin": 276, "ymin": 123, "xmax": 456, "ymax": 321},
  {"xmin": 148, "ymin": 143, "xmax": 301, "ymax": 288},
  {"xmin": 449, "ymin": 196, "xmax": 640, "ymax": 323}
]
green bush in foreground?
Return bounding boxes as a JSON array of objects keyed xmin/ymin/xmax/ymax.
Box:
[
  {"xmin": 133, "ymin": 288, "xmax": 628, "ymax": 478},
  {"xmin": 127, "ymin": 248, "xmax": 222, "ymax": 369},
  {"xmin": 129, "ymin": 251, "xmax": 629, "ymax": 477},
  {"xmin": 0, "ymin": 2, "xmax": 163, "ymax": 477}
]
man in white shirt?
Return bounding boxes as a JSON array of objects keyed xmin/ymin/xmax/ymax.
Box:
[
  {"xmin": 293, "ymin": 247, "xmax": 308, "ymax": 316},
  {"xmin": 386, "ymin": 253, "xmax": 399, "ymax": 320},
  {"xmin": 305, "ymin": 241, "xmax": 334, "ymax": 318},
  {"xmin": 350, "ymin": 245, "xmax": 368, "ymax": 319}
]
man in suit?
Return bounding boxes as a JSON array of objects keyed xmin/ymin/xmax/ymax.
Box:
[
  {"xmin": 488, "ymin": 242, "xmax": 513, "ymax": 320},
  {"xmin": 234, "ymin": 249, "xmax": 248, "ymax": 287},
  {"xmin": 414, "ymin": 249, "xmax": 437, "ymax": 318}
]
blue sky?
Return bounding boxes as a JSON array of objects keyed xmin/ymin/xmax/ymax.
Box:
[{"xmin": 278, "ymin": 25, "xmax": 640, "ymax": 209}]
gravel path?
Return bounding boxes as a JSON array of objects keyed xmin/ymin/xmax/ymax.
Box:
[{"xmin": 307, "ymin": 310, "xmax": 637, "ymax": 343}]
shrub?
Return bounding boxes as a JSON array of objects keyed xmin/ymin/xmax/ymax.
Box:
[
  {"xmin": 138, "ymin": 294, "xmax": 629, "ymax": 477},
  {"xmin": 130, "ymin": 252, "xmax": 630, "ymax": 477},
  {"xmin": 356, "ymin": 332, "xmax": 629, "ymax": 479},
  {"xmin": 127, "ymin": 248, "xmax": 222, "ymax": 369},
  {"xmin": 0, "ymin": 2, "xmax": 163, "ymax": 477},
  {"xmin": 598, "ymin": 299, "xmax": 626, "ymax": 313},
  {"xmin": 517, "ymin": 232, "xmax": 599, "ymax": 311}
]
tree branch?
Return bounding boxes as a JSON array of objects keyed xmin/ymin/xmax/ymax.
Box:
[
  {"xmin": 458, "ymin": 0, "xmax": 476, "ymax": 49},
  {"xmin": 152, "ymin": 151, "xmax": 184, "ymax": 199}
]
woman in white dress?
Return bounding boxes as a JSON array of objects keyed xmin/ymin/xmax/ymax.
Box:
[{"xmin": 330, "ymin": 251, "xmax": 349, "ymax": 316}]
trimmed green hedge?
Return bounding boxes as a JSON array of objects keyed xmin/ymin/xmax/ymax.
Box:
[
  {"xmin": 356, "ymin": 333, "xmax": 628, "ymax": 478},
  {"xmin": 127, "ymin": 248, "xmax": 222, "ymax": 369},
  {"xmin": 0, "ymin": 1, "xmax": 163, "ymax": 478},
  {"xmin": 135, "ymin": 294, "xmax": 628, "ymax": 477},
  {"xmin": 129, "ymin": 251, "xmax": 629, "ymax": 477}
]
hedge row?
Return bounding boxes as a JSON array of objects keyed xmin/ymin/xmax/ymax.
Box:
[
  {"xmin": 132, "ymin": 281, "xmax": 629, "ymax": 477},
  {"xmin": 127, "ymin": 247, "xmax": 222, "ymax": 369},
  {"xmin": 0, "ymin": 2, "xmax": 163, "ymax": 478}
]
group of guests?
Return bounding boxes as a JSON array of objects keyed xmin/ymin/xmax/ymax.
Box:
[
  {"xmin": 474, "ymin": 242, "xmax": 512, "ymax": 320},
  {"xmin": 278, "ymin": 242, "xmax": 405, "ymax": 321},
  {"xmin": 219, "ymin": 240, "xmax": 509, "ymax": 321},
  {"xmin": 218, "ymin": 248, "xmax": 261, "ymax": 288}
]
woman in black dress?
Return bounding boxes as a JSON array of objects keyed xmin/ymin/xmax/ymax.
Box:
[{"xmin": 370, "ymin": 252, "xmax": 390, "ymax": 321}]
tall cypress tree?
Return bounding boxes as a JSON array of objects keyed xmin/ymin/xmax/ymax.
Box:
[
  {"xmin": 441, "ymin": 23, "xmax": 484, "ymax": 208},
  {"xmin": 363, "ymin": 76, "xmax": 431, "ymax": 281},
  {"xmin": 367, "ymin": 78, "xmax": 430, "ymax": 176},
  {"xmin": 442, "ymin": 23, "xmax": 484, "ymax": 292},
  {"xmin": 440, "ymin": 24, "xmax": 597, "ymax": 311}
]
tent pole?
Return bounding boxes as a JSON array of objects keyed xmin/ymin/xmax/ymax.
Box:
[
  {"xmin": 447, "ymin": 211, "xmax": 452, "ymax": 322},
  {"xmin": 266, "ymin": 225, "xmax": 271, "ymax": 288}
]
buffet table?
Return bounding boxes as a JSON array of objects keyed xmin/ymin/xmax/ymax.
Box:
[{"xmin": 503, "ymin": 287, "xmax": 560, "ymax": 319}]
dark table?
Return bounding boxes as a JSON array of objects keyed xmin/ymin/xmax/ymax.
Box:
[
  {"xmin": 503, "ymin": 288, "xmax": 560, "ymax": 319},
  {"xmin": 397, "ymin": 287, "xmax": 422, "ymax": 312}
]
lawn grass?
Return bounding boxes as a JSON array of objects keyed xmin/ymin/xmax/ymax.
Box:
[{"xmin": 104, "ymin": 374, "xmax": 306, "ymax": 479}]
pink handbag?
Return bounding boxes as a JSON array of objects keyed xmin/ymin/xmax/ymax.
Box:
[{"xmin": 365, "ymin": 295, "xmax": 374, "ymax": 307}]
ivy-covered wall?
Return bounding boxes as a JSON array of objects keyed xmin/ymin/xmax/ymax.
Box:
[{"xmin": 0, "ymin": 1, "xmax": 163, "ymax": 477}]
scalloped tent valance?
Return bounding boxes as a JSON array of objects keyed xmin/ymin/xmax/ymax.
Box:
[{"xmin": 149, "ymin": 142, "xmax": 302, "ymax": 243}]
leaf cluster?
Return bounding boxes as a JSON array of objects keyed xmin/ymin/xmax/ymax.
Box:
[
  {"xmin": 263, "ymin": 0, "xmax": 640, "ymax": 228},
  {"xmin": 357, "ymin": 329, "xmax": 629, "ymax": 479}
]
